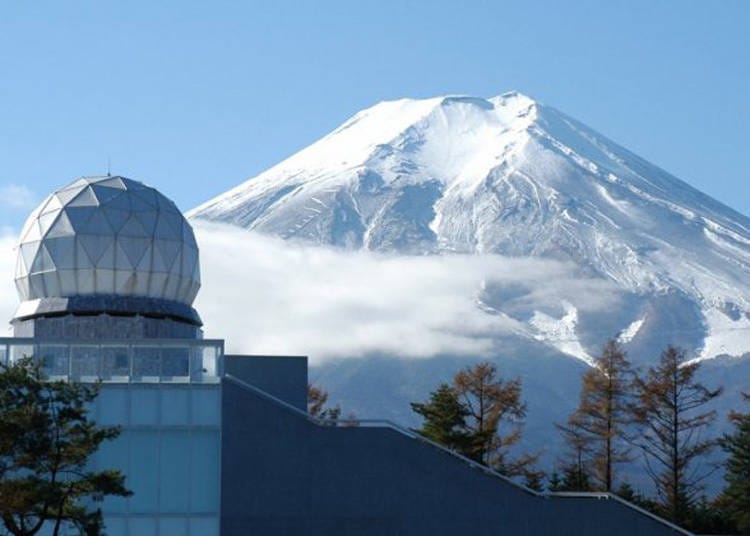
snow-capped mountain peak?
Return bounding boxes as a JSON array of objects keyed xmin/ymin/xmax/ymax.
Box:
[{"xmin": 189, "ymin": 92, "xmax": 750, "ymax": 362}]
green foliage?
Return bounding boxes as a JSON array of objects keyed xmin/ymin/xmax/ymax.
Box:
[
  {"xmin": 719, "ymin": 392, "xmax": 750, "ymax": 534},
  {"xmin": 0, "ymin": 358, "xmax": 131, "ymax": 536},
  {"xmin": 410, "ymin": 384, "xmax": 471, "ymax": 452},
  {"xmin": 412, "ymin": 362, "xmax": 540, "ymax": 481},
  {"xmin": 523, "ymin": 471, "xmax": 545, "ymax": 492},
  {"xmin": 547, "ymin": 472, "xmax": 563, "ymax": 492},
  {"xmin": 615, "ymin": 482, "xmax": 657, "ymax": 512}
]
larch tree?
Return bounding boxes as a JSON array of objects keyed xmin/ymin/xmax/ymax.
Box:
[
  {"xmin": 558, "ymin": 339, "xmax": 633, "ymax": 492},
  {"xmin": 0, "ymin": 358, "xmax": 131, "ymax": 536},
  {"xmin": 453, "ymin": 362, "xmax": 537, "ymax": 477},
  {"xmin": 719, "ymin": 392, "xmax": 750, "ymax": 534},
  {"xmin": 307, "ymin": 383, "xmax": 342, "ymax": 422},
  {"xmin": 631, "ymin": 346, "xmax": 722, "ymax": 526}
]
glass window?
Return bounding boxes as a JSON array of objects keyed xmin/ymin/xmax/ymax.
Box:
[
  {"xmin": 127, "ymin": 517, "xmax": 157, "ymax": 536},
  {"xmin": 101, "ymin": 517, "xmax": 127, "ymax": 536},
  {"xmin": 37, "ymin": 345, "xmax": 69, "ymax": 379},
  {"xmin": 101, "ymin": 346, "xmax": 130, "ymax": 381},
  {"xmin": 71, "ymin": 345, "xmax": 99, "ymax": 380},
  {"xmin": 200, "ymin": 346, "xmax": 219, "ymax": 381},
  {"xmin": 190, "ymin": 431, "xmax": 221, "ymax": 513},
  {"xmin": 189, "ymin": 517, "xmax": 219, "ymax": 536},
  {"xmin": 132, "ymin": 346, "xmax": 160, "ymax": 382},
  {"xmin": 159, "ymin": 431, "xmax": 190, "ymax": 513},
  {"xmin": 9, "ymin": 344, "xmax": 33, "ymax": 364},
  {"xmin": 191, "ymin": 388, "xmax": 221, "ymax": 426},
  {"xmin": 128, "ymin": 431, "xmax": 159, "ymax": 514},
  {"xmin": 158, "ymin": 518, "xmax": 188, "ymax": 534},
  {"xmin": 160, "ymin": 388, "xmax": 189, "ymax": 426},
  {"xmin": 96, "ymin": 386, "xmax": 129, "ymax": 426},
  {"xmin": 161, "ymin": 346, "xmax": 190, "ymax": 381},
  {"xmin": 129, "ymin": 388, "xmax": 159, "ymax": 426},
  {"xmin": 96, "ymin": 432, "xmax": 129, "ymax": 514}
]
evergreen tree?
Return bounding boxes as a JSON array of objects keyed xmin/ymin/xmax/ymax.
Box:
[
  {"xmin": 547, "ymin": 472, "xmax": 563, "ymax": 492},
  {"xmin": 719, "ymin": 392, "xmax": 750, "ymax": 534},
  {"xmin": 631, "ymin": 346, "xmax": 722, "ymax": 526},
  {"xmin": 0, "ymin": 358, "xmax": 131, "ymax": 536},
  {"xmin": 411, "ymin": 384, "xmax": 471, "ymax": 452},
  {"xmin": 558, "ymin": 339, "xmax": 633, "ymax": 491},
  {"xmin": 523, "ymin": 471, "xmax": 545, "ymax": 492},
  {"xmin": 614, "ymin": 482, "xmax": 659, "ymax": 513}
]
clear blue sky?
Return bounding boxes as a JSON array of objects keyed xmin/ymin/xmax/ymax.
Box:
[{"xmin": 1, "ymin": 0, "xmax": 748, "ymax": 228}]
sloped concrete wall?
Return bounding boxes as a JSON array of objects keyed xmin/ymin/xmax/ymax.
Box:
[{"xmin": 220, "ymin": 378, "xmax": 690, "ymax": 536}]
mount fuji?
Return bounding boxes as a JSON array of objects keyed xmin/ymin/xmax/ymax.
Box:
[
  {"xmin": 190, "ymin": 91, "xmax": 750, "ymax": 365},
  {"xmin": 189, "ymin": 93, "xmax": 750, "ymax": 481}
]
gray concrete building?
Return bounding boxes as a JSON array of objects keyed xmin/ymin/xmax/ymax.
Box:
[{"xmin": 1, "ymin": 176, "xmax": 694, "ymax": 535}]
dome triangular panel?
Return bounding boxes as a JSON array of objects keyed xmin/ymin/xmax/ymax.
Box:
[
  {"xmin": 95, "ymin": 177, "xmax": 126, "ymax": 189},
  {"xmin": 55, "ymin": 186, "xmax": 86, "ymax": 206},
  {"xmin": 132, "ymin": 188, "xmax": 159, "ymax": 208},
  {"xmin": 46, "ymin": 212, "xmax": 75, "ymax": 238},
  {"xmin": 38, "ymin": 211, "xmax": 59, "ymax": 235},
  {"xmin": 119, "ymin": 236, "xmax": 151, "ymax": 269},
  {"xmin": 31, "ymin": 244, "xmax": 55, "ymax": 273},
  {"xmin": 45, "ymin": 237, "xmax": 77, "ymax": 269},
  {"xmin": 134, "ymin": 210, "xmax": 158, "ymax": 234},
  {"xmin": 20, "ymin": 241, "xmax": 41, "ymax": 274},
  {"xmin": 41, "ymin": 195, "xmax": 63, "ymax": 215},
  {"xmin": 105, "ymin": 191, "xmax": 132, "ymax": 211},
  {"xmin": 103, "ymin": 207, "xmax": 131, "ymax": 233},
  {"xmin": 155, "ymin": 239, "xmax": 181, "ymax": 271},
  {"xmin": 119, "ymin": 215, "xmax": 148, "ymax": 238},
  {"xmin": 68, "ymin": 187, "xmax": 99, "ymax": 207},
  {"xmin": 91, "ymin": 183, "xmax": 124, "ymax": 205},
  {"xmin": 64, "ymin": 206, "xmax": 98, "ymax": 229},
  {"xmin": 79, "ymin": 234, "xmax": 113, "ymax": 265},
  {"xmin": 80, "ymin": 211, "xmax": 114, "ymax": 236}
]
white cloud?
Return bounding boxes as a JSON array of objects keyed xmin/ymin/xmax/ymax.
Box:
[
  {"xmin": 193, "ymin": 222, "xmax": 620, "ymax": 363},
  {"xmin": 0, "ymin": 221, "xmax": 621, "ymax": 360},
  {"xmin": 0, "ymin": 231, "xmax": 18, "ymax": 336},
  {"xmin": 0, "ymin": 184, "xmax": 37, "ymax": 211}
]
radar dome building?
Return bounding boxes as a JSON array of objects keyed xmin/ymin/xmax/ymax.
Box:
[
  {"xmin": 13, "ymin": 176, "xmax": 201, "ymax": 338},
  {"xmin": 0, "ymin": 176, "xmax": 694, "ymax": 536}
]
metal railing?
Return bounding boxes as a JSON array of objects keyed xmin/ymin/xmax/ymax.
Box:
[
  {"xmin": 0, "ymin": 337, "xmax": 224, "ymax": 384},
  {"xmin": 549, "ymin": 492, "xmax": 694, "ymax": 535}
]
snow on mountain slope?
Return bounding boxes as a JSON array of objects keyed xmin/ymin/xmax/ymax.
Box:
[{"xmin": 189, "ymin": 92, "xmax": 750, "ymax": 362}]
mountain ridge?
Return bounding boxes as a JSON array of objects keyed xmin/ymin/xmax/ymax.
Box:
[{"xmin": 189, "ymin": 92, "xmax": 750, "ymax": 363}]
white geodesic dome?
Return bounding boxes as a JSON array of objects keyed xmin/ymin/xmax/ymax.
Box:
[{"xmin": 15, "ymin": 176, "xmax": 200, "ymax": 305}]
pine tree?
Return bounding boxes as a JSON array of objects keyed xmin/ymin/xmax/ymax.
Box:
[
  {"xmin": 719, "ymin": 392, "xmax": 750, "ymax": 534},
  {"xmin": 631, "ymin": 346, "xmax": 722, "ymax": 526},
  {"xmin": 411, "ymin": 384, "xmax": 471, "ymax": 452},
  {"xmin": 558, "ymin": 339, "xmax": 633, "ymax": 491},
  {"xmin": 0, "ymin": 358, "xmax": 131, "ymax": 536}
]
